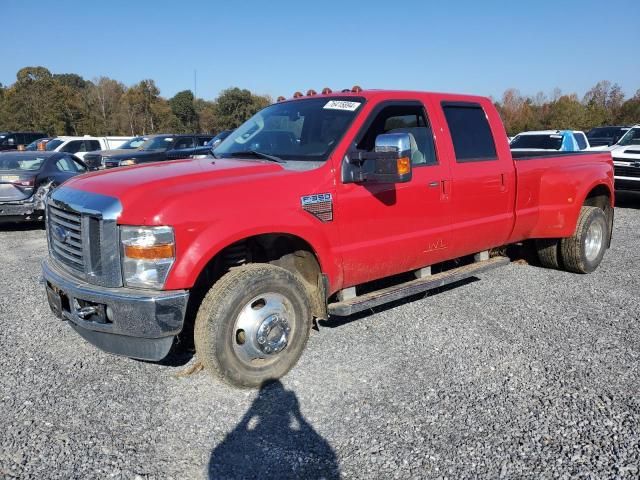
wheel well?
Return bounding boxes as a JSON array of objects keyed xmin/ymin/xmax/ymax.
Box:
[
  {"xmin": 179, "ymin": 234, "xmax": 326, "ymax": 349},
  {"xmin": 583, "ymin": 184, "xmax": 612, "ymax": 210}
]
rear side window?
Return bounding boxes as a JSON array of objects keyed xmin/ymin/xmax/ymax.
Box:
[
  {"xmin": 61, "ymin": 140, "xmax": 85, "ymax": 154},
  {"xmin": 173, "ymin": 137, "xmax": 195, "ymax": 149},
  {"xmin": 85, "ymin": 140, "xmax": 101, "ymax": 151},
  {"xmin": 442, "ymin": 103, "xmax": 497, "ymax": 162},
  {"xmin": 574, "ymin": 133, "xmax": 587, "ymax": 150}
]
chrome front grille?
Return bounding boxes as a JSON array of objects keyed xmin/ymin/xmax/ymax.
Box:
[
  {"xmin": 48, "ymin": 204, "xmax": 85, "ymax": 272},
  {"xmin": 47, "ymin": 187, "xmax": 124, "ymax": 287}
]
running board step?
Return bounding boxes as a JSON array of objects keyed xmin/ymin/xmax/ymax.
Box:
[{"xmin": 328, "ymin": 256, "xmax": 510, "ymax": 316}]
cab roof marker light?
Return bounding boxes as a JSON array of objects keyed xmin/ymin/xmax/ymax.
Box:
[
  {"xmin": 276, "ymin": 96, "xmax": 286, "ymax": 102},
  {"xmin": 322, "ymin": 87, "xmax": 332, "ymax": 94},
  {"xmin": 351, "ymin": 85, "xmax": 363, "ymax": 93},
  {"xmin": 306, "ymin": 89, "xmax": 317, "ymax": 96},
  {"xmin": 293, "ymin": 91, "xmax": 304, "ymax": 98}
]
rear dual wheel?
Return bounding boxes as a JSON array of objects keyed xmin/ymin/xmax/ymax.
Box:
[
  {"xmin": 194, "ymin": 264, "xmax": 312, "ymax": 388},
  {"xmin": 535, "ymin": 206, "xmax": 608, "ymax": 274}
]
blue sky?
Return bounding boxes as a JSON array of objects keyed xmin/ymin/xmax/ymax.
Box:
[{"xmin": 1, "ymin": 0, "xmax": 638, "ymax": 101}]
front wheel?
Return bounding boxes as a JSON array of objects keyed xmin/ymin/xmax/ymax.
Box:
[
  {"xmin": 560, "ymin": 206, "xmax": 608, "ymax": 274},
  {"xmin": 194, "ymin": 264, "xmax": 313, "ymax": 388}
]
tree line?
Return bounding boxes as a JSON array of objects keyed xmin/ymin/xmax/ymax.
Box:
[
  {"xmin": 0, "ymin": 66, "xmax": 270, "ymax": 136},
  {"xmin": 0, "ymin": 67, "xmax": 638, "ymax": 137}
]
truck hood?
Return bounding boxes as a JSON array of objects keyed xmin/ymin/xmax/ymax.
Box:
[{"xmin": 63, "ymin": 157, "xmax": 287, "ymax": 222}]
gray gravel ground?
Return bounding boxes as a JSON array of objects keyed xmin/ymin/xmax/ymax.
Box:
[{"xmin": 1, "ymin": 193, "xmax": 639, "ymax": 479}]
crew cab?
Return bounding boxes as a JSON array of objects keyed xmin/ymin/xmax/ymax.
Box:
[
  {"xmin": 100, "ymin": 134, "xmax": 213, "ymax": 168},
  {"xmin": 45, "ymin": 136, "xmax": 133, "ymax": 161},
  {"xmin": 587, "ymin": 126, "xmax": 630, "ymax": 148},
  {"xmin": 42, "ymin": 88, "xmax": 615, "ymax": 388}
]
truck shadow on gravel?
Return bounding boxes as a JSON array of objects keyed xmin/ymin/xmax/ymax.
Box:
[{"xmin": 208, "ymin": 380, "xmax": 341, "ymax": 480}]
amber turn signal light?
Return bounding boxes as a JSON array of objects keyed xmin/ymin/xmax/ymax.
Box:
[
  {"xmin": 124, "ymin": 243, "xmax": 175, "ymax": 260},
  {"xmin": 397, "ymin": 157, "xmax": 411, "ymax": 175}
]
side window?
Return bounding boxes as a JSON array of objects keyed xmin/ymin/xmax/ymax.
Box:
[
  {"xmin": 575, "ymin": 133, "xmax": 587, "ymax": 150},
  {"xmin": 72, "ymin": 157, "xmax": 87, "ymax": 172},
  {"xmin": 442, "ymin": 103, "xmax": 497, "ymax": 162},
  {"xmin": 173, "ymin": 137, "xmax": 195, "ymax": 149},
  {"xmin": 356, "ymin": 103, "xmax": 438, "ymax": 166},
  {"xmin": 198, "ymin": 136, "xmax": 213, "ymax": 145},
  {"xmin": 15, "ymin": 134, "xmax": 26, "ymax": 145},
  {"xmin": 55, "ymin": 156, "xmax": 80, "ymax": 172},
  {"xmin": 61, "ymin": 140, "xmax": 84, "ymax": 154},
  {"xmin": 85, "ymin": 140, "xmax": 101, "ymax": 152}
]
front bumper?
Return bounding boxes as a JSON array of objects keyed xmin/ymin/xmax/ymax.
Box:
[
  {"xmin": 42, "ymin": 257, "xmax": 189, "ymax": 361},
  {"xmin": 615, "ymin": 178, "xmax": 640, "ymax": 191}
]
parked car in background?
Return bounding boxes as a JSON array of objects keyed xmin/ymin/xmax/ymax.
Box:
[
  {"xmin": 0, "ymin": 151, "xmax": 87, "ymax": 223},
  {"xmin": 45, "ymin": 136, "xmax": 133, "ymax": 160},
  {"xmin": 83, "ymin": 136, "xmax": 148, "ymax": 170},
  {"xmin": 510, "ymin": 130, "xmax": 590, "ymax": 152},
  {"xmin": 0, "ymin": 132, "xmax": 47, "ymax": 151},
  {"xmin": 607, "ymin": 125, "xmax": 640, "ymax": 191},
  {"xmin": 25, "ymin": 137, "xmax": 53, "ymax": 151},
  {"xmin": 101, "ymin": 133, "xmax": 213, "ymax": 168},
  {"xmin": 587, "ymin": 126, "xmax": 630, "ymax": 148}
]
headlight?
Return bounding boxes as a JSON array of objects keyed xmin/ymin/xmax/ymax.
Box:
[
  {"xmin": 120, "ymin": 159, "xmax": 137, "ymax": 166},
  {"xmin": 120, "ymin": 226, "xmax": 175, "ymax": 289}
]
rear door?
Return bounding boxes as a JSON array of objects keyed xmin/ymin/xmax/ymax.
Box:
[{"xmin": 436, "ymin": 100, "xmax": 516, "ymax": 258}]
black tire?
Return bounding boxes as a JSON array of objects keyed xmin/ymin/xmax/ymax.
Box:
[
  {"xmin": 194, "ymin": 264, "xmax": 312, "ymax": 388},
  {"xmin": 535, "ymin": 238, "xmax": 561, "ymax": 269},
  {"xmin": 560, "ymin": 206, "xmax": 608, "ymax": 274}
]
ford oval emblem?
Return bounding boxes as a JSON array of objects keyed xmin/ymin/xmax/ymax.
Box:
[{"xmin": 52, "ymin": 224, "xmax": 70, "ymax": 244}]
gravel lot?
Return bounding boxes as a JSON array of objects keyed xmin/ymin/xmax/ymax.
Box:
[{"xmin": 1, "ymin": 193, "xmax": 639, "ymax": 479}]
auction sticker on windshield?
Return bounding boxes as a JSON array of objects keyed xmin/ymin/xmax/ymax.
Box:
[{"xmin": 323, "ymin": 100, "xmax": 361, "ymax": 111}]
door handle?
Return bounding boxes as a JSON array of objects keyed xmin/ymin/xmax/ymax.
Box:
[{"xmin": 428, "ymin": 181, "xmax": 439, "ymax": 188}]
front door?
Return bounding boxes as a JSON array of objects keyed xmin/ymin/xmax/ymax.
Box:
[{"xmin": 334, "ymin": 101, "xmax": 452, "ymax": 287}]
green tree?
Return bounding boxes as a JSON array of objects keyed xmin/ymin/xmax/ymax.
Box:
[
  {"xmin": 169, "ymin": 90, "xmax": 197, "ymax": 132},
  {"xmin": 213, "ymin": 87, "xmax": 270, "ymax": 130}
]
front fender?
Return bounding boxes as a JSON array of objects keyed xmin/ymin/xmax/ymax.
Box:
[{"xmin": 163, "ymin": 215, "xmax": 342, "ymax": 292}]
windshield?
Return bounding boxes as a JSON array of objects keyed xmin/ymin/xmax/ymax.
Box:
[
  {"xmin": 0, "ymin": 153, "xmax": 47, "ymax": 171},
  {"xmin": 45, "ymin": 139, "xmax": 64, "ymax": 151},
  {"xmin": 214, "ymin": 97, "xmax": 363, "ymax": 162},
  {"xmin": 140, "ymin": 136, "xmax": 174, "ymax": 151},
  {"xmin": 510, "ymin": 134, "xmax": 563, "ymax": 150},
  {"xmin": 119, "ymin": 137, "xmax": 147, "ymax": 149},
  {"xmin": 617, "ymin": 127, "xmax": 640, "ymax": 146}
]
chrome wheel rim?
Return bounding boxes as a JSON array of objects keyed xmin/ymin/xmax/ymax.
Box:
[
  {"xmin": 233, "ymin": 292, "xmax": 294, "ymax": 366},
  {"xmin": 584, "ymin": 219, "xmax": 604, "ymax": 262}
]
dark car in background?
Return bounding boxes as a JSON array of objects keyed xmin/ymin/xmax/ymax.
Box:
[
  {"xmin": 102, "ymin": 134, "xmax": 213, "ymax": 168},
  {"xmin": 0, "ymin": 151, "xmax": 87, "ymax": 223},
  {"xmin": 586, "ymin": 126, "xmax": 630, "ymax": 147},
  {"xmin": 83, "ymin": 136, "xmax": 148, "ymax": 170},
  {"xmin": 0, "ymin": 132, "xmax": 48, "ymax": 151}
]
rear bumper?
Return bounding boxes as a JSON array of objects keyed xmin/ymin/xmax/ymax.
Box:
[
  {"xmin": 42, "ymin": 257, "xmax": 189, "ymax": 361},
  {"xmin": 0, "ymin": 200, "xmax": 42, "ymax": 222}
]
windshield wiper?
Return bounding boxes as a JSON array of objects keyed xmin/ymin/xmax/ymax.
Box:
[{"xmin": 225, "ymin": 150, "xmax": 285, "ymax": 163}]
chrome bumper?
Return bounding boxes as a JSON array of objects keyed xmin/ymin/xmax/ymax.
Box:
[{"xmin": 42, "ymin": 257, "xmax": 189, "ymax": 361}]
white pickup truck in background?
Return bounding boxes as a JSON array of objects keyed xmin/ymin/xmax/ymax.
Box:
[
  {"xmin": 606, "ymin": 125, "xmax": 640, "ymax": 192},
  {"xmin": 44, "ymin": 136, "xmax": 132, "ymax": 160}
]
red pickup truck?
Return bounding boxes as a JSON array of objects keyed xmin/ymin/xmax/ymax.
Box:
[{"xmin": 42, "ymin": 88, "xmax": 614, "ymax": 387}]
